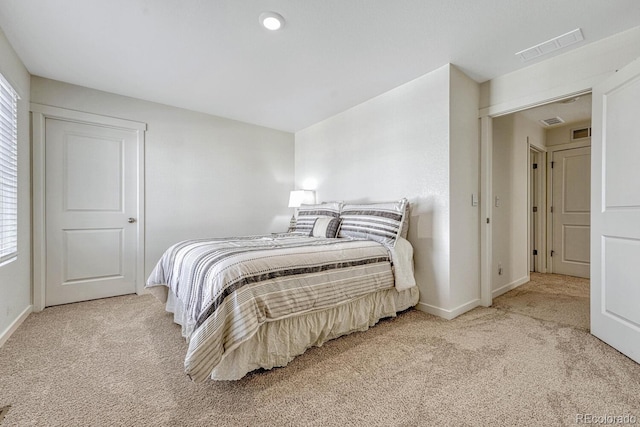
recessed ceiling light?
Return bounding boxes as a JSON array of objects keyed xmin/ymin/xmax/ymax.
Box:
[
  {"xmin": 561, "ymin": 96, "xmax": 580, "ymax": 104},
  {"xmin": 259, "ymin": 12, "xmax": 285, "ymax": 31}
]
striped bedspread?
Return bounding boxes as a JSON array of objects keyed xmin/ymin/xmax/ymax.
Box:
[{"xmin": 146, "ymin": 235, "xmax": 396, "ymax": 381}]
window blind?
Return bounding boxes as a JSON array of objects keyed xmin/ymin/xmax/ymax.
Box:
[{"xmin": 0, "ymin": 73, "xmax": 18, "ymax": 263}]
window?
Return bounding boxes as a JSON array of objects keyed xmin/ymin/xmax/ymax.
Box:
[
  {"xmin": 0, "ymin": 72, "xmax": 18, "ymax": 263},
  {"xmin": 571, "ymin": 126, "xmax": 592, "ymax": 141}
]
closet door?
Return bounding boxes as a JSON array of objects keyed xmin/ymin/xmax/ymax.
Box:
[{"xmin": 45, "ymin": 118, "xmax": 139, "ymax": 306}]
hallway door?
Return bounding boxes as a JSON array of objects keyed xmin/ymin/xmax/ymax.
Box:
[{"xmin": 551, "ymin": 146, "xmax": 591, "ymax": 278}]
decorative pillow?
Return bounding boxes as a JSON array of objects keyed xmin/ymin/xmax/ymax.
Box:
[
  {"xmin": 338, "ymin": 198, "xmax": 408, "ymax": 246},
  {"xmin": 292, "ymin": 202, "xmax": 342, "ymax": 235},
  {"xmin": 311, "ymin": 217, "xmax": 341, "ymax": 238}
]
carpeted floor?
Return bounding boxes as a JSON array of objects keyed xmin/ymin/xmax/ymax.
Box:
[{"xmin": 0, "ymin": 273, "xmax": 638, "ymax": 426}]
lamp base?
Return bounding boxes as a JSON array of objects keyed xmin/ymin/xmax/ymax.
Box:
[{"xmin": 288, "ymin": 214, "xmax": 296, "ymax": 232}]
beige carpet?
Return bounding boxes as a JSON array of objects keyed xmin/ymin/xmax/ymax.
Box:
[{"xmin": 1, "ymin": 273, "xmax": 638, "ymax": 426}]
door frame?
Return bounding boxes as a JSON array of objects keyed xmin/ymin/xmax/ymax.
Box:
[
  {"xmin": 528, "ymin": 144, "xmax": 547, "ymax": 274},
  {"xmin": 479, "ymin": 88, "xmax": 592, "ymax": 306},
  {"xmin": 31, "ymin": 104, "xmax": 147, "ymax": 311}
]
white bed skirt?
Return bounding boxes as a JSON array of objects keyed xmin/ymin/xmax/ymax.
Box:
[{"xmin": 149, "ymin": 285, "xmax": 419, "ymax": 380}]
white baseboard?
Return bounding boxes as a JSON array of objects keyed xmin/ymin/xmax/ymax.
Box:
[
  {"xmin": 491, "ymin": 275, "xmax": 530, "ymax": 299},
  {"xmin": 416, "ymin": 298, "xmax": 481, "ymax": 320},
  {"xmin": 0, "ymin": 305, "xmax": 32, "ymax": 348}
]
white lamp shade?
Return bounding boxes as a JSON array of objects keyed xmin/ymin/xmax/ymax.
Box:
[{"xmin": 288, "ymin": 190, "xmax": 316, "ymax": 208}]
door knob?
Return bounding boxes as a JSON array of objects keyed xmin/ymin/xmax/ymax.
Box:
[{"xmin": 128, "ymin": 217, "xmax": 136, "ymax": 223}]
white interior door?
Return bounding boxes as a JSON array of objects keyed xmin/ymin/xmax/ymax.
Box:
[
  {"xmin": 551, "ymin": 146, "xmax": 591, "ymax": 278},
  {"xmin": 591, "ymin": 57, "xmax": 640, "ymax": 364},
  {"xmin": 45, "ymin": 118, "xmax": 139, "ymax": 306}
]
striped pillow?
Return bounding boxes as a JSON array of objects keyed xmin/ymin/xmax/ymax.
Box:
[
  {"xmin": 311, "ymin": 217, "xmax": 341, "ymax": 238},
  {"xmin": 293, "ymin": 202, "xmax": 342, "ymax": 235},
  {"xmin": 338, "ymin": 198, "xmax": 408, "ymax": 246}
]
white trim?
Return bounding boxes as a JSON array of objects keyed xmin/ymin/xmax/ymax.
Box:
[
  {"xmin": 32, "ymin": 110, "xmax": 45, "ymax": 311},
  {"xmin": 492, "ymin": 275, "xmax": 530, "ymax": 299},
  {"xmin": 528, "ymin": 145, "xmax": 547, "ymax": 274},
  {"xmin": 0, "ymin": 305, "xmax": 31, "ymax": 348},
  {"xmin": 30, "ymin": 103, "xmax": 146, "ymax": 131},
  {"xmin": 529, "ymin": 138, "xmax": 547, "ymax": 154},
  {"xmin": 31, "ymin": 104, "xmax": 146, "ymax": 310},
  {"xmin": 416, "ymin": 299, "xmax": 481, "ymax": 320},
  {"xmin": 479, "ymin": 88, "xmax": 595, "ymax": 118},
  {"xmin": 479, "ymin": 116, "xmax": 493, "ymax": 306},
  {"xmin": 135, "ymin": 130, "xmax": 146, "ymax": 296},
  {"xmin": 546, "ymin": 139, "xmax": 591, "ymax": 153}
]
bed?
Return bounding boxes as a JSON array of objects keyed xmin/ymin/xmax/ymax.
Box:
[{"xmin": 146, "ymin": 199, "xmax": 419, "ymax": 381}]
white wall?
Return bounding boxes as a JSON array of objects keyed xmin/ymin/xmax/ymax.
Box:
[
  {"xmin": 30, "ymin": 77, "xmax": 295, "ymax": 278},
  {"xmin": 0, "ymin": 28, "xmax": 31, "ymax": 345},
  {"xmin": 295, "ymin": 64, "xmax": 480, "ymax": 318},
  {"xmin": 449, "ymin": 66, "xmax": 481, "ymax": 311},
  {"xmin": 491, "ymin": 113, "xmax": 544, "ymax": 297}
]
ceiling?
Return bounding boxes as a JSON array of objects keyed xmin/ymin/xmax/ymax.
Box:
[
  {"xmin": 518, "ymin": 93, "xmax": 592, "ymax": 128},
  {"xmin": 0, "ymin": 1, "xmax": 638, "ymax": 132}
]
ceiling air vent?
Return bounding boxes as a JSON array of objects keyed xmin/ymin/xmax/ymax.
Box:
[
  {"xmin": 516, "ymin": 28, "xmax": 584, "ymax": 62},
  {"xmin": 540, "ymin": 116, "xmax": 565, "ymax": 127}
]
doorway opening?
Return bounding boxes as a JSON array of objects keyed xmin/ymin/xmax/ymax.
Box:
[{"xmin": 489, "ymin": 93, "xmax": 592, "ymax": 301}]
